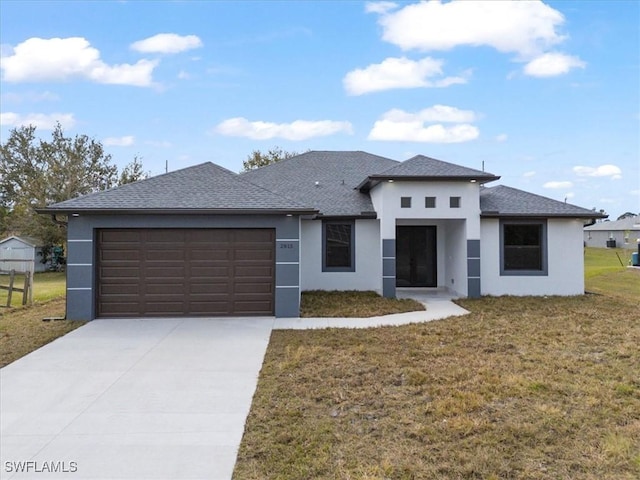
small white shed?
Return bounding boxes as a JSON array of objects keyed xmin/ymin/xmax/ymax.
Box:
[{"xmin": 0, "ymin": 236, "xmax": 49, "ymax": 273}]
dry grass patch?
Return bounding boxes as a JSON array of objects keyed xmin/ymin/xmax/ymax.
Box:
[
  {"xmin": 235, "ymin": 293, "xmax": 639, "ymax": 479},
  {"xmin": 301, "ymin": 290, "xmax": 424, "ymax": 318},
  {"xmin": 0, "ymin": 298, "xmax": 84, "ymax": 368}
]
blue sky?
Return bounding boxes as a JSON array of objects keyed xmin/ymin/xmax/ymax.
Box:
[{"xmin": 1, "ymin": 0, "xmax": 638, "ymax": 219}]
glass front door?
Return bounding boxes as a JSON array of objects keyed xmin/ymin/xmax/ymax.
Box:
[{"xmin": 396, "ymin": 226, "xmax": 437, "ymax": 287}]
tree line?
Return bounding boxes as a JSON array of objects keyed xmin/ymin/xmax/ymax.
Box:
[{"xmin": 0, "ymin": 124, "xmax": 147, "ymax": 260}]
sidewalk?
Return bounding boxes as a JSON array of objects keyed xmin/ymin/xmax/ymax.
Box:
[{"xmin": 273, "ymin": 289, "xmax": 469, "ymax": 330}]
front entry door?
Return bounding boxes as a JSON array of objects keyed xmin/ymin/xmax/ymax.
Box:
[{"xmin": 396, "ymin": 226, "xmax": 437, "ymax": 287}]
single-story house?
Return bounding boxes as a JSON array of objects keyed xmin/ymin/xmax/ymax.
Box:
[
  {"xmin": 40, "ymin": 151, "xmax": 605, "ymax": 320},
  {"xmin": 584, "ymin": 215, "xmax": 640, "ymax": 249},
  {"xmin": 0, "ymin": 236, "xmax": 49, "ymax": 273}
]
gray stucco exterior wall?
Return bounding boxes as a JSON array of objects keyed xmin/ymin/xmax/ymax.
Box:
[{"xmin": 65, "ymin": 214, "xmax": 302, "ymax": 320}]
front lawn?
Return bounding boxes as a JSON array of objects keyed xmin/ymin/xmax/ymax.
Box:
[
  {"xmin": 301, "ymin": 290, "xmax": 424, "ymax": 318},
  {"xmin": 235, "ymin": 270, "xmax": 640, "ymax": 478}
]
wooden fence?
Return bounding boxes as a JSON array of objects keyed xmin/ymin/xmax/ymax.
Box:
[{"xmin": 0, "ymin": 268, "xmax": 34, "ymax": 307}]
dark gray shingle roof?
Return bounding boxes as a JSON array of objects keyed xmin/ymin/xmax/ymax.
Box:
[
  {"xmin": 43, "ymin": 162, "xmax": 315, "ymax": 213},
  {"xmin": 241, "ymin": 151, "xmax": 399, "ymax": 217},
  {"xmin": 480, "ymin": 185, "xmax": 605, "ymax": 218},
  {"xmin": 357, "ymin": 154, "xmax": 499, "ymax": 190}
]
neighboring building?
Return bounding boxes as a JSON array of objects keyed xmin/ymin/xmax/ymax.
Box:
[
  {"xmin": 584, "ymin": 215, "xmax": 640, "ymax": 249},
  {"xmin": 0, "ymin": 236, "xmax": 49, "ymax": 273},
  {"xmin": 40, "ymin": 151, "xmax": 605, "ymax": 320}
]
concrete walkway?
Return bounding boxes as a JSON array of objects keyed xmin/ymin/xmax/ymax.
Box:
[
  {"xmin": 273, "ymin": 288, "xmax": 469, "ymax": 330},
  {"xmin": 1, "ymin": 293, "xmax": 467, "ymax": 480}
]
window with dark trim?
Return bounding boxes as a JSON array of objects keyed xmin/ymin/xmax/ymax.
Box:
[
  {"xmin": 401, "ymin": 197, "xmax": 412, "ymax": 208},
  {"xmin": 425, "ymin": 196, "xmax": 436, "ymax": 208},
  {"xmin": 500, "ymin": 220, "xmax": 548, "ymax": 276},
  {"xmin": 323, "ymin": 220, "xmax": 355, "ymax": 272},
  {"xmin": 450, "ymin": 196, "xmax": 461, "ymax": 208}
]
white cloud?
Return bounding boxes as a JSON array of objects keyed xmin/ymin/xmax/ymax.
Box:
[
  {"xmin": 382, "ymin": 105, "xmax": 477, "ymax": 123},
  {"xmin": 370, "ymin": 1, "xmax": 583, "ymax": 78},
  {"xmin": 564, "ymin": 192, "xmax": 575, "ymax": 199},
  {"xmin": 365, "ymin": 1, "xmax": 399, "ymax": 15},
  {"xmin": 130, "ymin": 33, "xmax": 203, "ymax": 54},
  {"xmin": 495, "ymin": 133, "xmax": 508, "ymax": 142},
  {"xmin": 374, "ymin": 0, "xmax": 566, "ymax": 58},
  {"xmin": 103, "ymin": 135, "xmax": 135, "ymax": 147},
  {"xmin": 1, "ymin": 37, "xmax": 158, "ymax": 87},
  {"xmin": 543, "ymin": 180, "xmax": 573, "ymax": 189},
  {"xmin": 343, "ymin": 56, "xmax": 468, "ymax": 95},
  {"xmin": 524, "ymin": 52, "xmax": 586, "ymax": 77},
  {"xmin": 0, "ymin": 111, "xmax": 75, "ymax": 130},
  {"xmin": 215, "ymin": 117, "xmax": 354, "ymax": 141},
  {"xmin": 523, "ymin": 171, "xmax": 536, "ymax": 178},
  {"xmin": 573, "ymin": 164, "xmax": 622, "ymax": 179},
  {"xmin": 368, "ymin": 107, "xmax": 479, "ymax": 143}
]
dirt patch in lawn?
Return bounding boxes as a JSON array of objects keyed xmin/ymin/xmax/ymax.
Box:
[
  {"xmin": 234, "ymin": 293, "xmax": 639, "ymax": 479},
  {"xmin": 0, "ymin": 298, "xmax": 85, "ymax": 368},
  {"xmin": 301, "ymin": 290, "xmax": 425, "ymax": 318}
]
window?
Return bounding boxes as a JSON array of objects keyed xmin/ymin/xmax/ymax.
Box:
[
  {"xmin": 425, "ymin": 196, "xmax": 436, "ymax": 208},
  {"xmin": 323, "ymin": 220, "xmax": 355, "ymax": 271},
  {"xmin": 401, "ymin": 197, "xmax": 412, "ymax": 208},
  {"xmin": 450, "ymin": 196, "xmax": 461, "ymax": 208},
  {"xmin": 500, "ymin": 220, "xmax": 548, "ymax": 275}
]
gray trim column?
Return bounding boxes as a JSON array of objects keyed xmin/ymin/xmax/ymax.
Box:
[
  {"xmin": 275, "ymin": 237, "xmax": 300, "ymax": 317},
  {"xmin": 467, "ymin": 239, "xmax": 481, "ymax": 298},
  {"xmin": 382, "ymin": 238, "xmax": 396, "ymax": 298}
]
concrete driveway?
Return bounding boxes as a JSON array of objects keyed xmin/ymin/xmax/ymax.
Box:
[{"xmin": 0, "ymin": 317, "xmax": 274, "ymax": 480}]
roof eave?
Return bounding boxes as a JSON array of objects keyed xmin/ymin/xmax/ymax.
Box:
[
  {"xmin": 37, "ymin": 207, "xmax": 319, "ymax": 216},
  {"xmin": 314, "ymin": 211, "xmax": 378, "ymax": 220},
  {"xmin": 358, "ymin": 174, "xmax": 501, "ymax": 191},
  {"xmin": 480, "ymin": 212, "xmax": 609, "ymax": 219}
]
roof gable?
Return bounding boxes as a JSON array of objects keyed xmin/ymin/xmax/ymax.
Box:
[
  {"xmin": 357, "ymin": 155, "xmax": 500, "ymax": 190},
  {"xmin": 43, "ymin": 162, "xmax": 315, "ymax": 214},
  {"xmin": 480, "ymin": 185, "xmax": 605, "ymax": 218},
  {"xmin": 0, "ymin": 236, "xmax": 43, "ymax": 247}
]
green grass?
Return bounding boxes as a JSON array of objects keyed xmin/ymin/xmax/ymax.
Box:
[
  {"xmin": 0, "ymin": 271, "xmax": 66, "ymax": 308},
  {"xmin": 584, "ymin": 247, "xmax": 633, "ymax": 279},
  {"xmin": 301, "ymin": 290, "xmax": 424, "ymax": 318}
]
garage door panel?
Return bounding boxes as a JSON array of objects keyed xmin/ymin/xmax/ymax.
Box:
[
  {"xmin": 235, "ymin": 265, "xmax": 273, "ymax": 277},
  {"xmin": 145, "ymin": 250, "xmax": 187, "ymax": 261},
  {"xmin": 101, "ymin": 267, "xmax": 140, "ymax": 278},
  {"xmin": 145, "ymin": 266, "xmax": 186, "ymax": 278},
  {"xmin": 234, "ymin": 301, "xmax": 273, "ymax": 315},
  {"xmin": 100, "ymin": 284, "xmax": 140, "ymax": 295},
  {"xmin": 235, "ymin": 283, "xmax": 273, "ymax": 294},
  {"xmin": 191, "ymin": 249, "xmax": 231, "ymax": 261},
  {"xmin": 100, "ymin": 249, "xmax": 140, "ymax": 261},
  {"xmin": 97, "ymin": 228, "xmax": 275, "ymax": 317}
]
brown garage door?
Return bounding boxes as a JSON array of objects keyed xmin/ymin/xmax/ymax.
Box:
[{"xmin": 97, "ymin": 229, "xmax": 275, "ymax": 317}]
